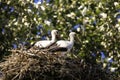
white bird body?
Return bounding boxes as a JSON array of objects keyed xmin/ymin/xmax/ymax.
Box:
[
  {"xmin": 56, "ymin": 40, "xmax": 74, "ymax": 52},
  {"xmin": 34, "ymin": 40, "xmax": 55, "ymax": 48},
  {"xmin": 49, "ymin": 32, "xmax": 76, "ymax": 53},
  {"xmin": 28, "ymin": 30, "xmax": 58, "ymax": 50}
]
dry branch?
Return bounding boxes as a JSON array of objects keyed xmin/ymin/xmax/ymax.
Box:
[{"xmin": 0, "ymin": 49, "xmax": 115, "ymax": 80}]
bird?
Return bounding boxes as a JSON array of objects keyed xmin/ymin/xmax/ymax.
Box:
[
  {"xmin": 27, "ymin": 29, "xmax": 58, "ymax": 50},
  {"xmin": 48, "ymin": 32, "xmax": 76, "ymax": 55}
]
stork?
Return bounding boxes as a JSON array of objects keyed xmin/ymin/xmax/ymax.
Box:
[
  {"xmin": 28, "ymin": 29, "xmax": 58, "ymax": 50},
  {"xmin": 48, "ymin": 32, "xmax": 76, "ymax": 55}
]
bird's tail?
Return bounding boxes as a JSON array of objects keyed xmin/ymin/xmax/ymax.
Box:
[{"xmin": 26, "ymin": 42, "xmax": 36, "ymax": 50}]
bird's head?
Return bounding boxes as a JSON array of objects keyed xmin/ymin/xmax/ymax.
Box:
[
  {"xmin": 51, "ymin": 29, "xmax": 58, "ymax": 36},
  {"xmin": 69, "ymin": 32, "xmax": 76, "ymax": 37},
  {"xmin": 51, "ymin": 29, "xmax": 61, "ymax": 40}
]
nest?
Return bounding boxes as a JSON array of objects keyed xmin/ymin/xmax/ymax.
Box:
[{"xmin": 0, "ymin": 49, "xmax": 115, "ymax": 80}]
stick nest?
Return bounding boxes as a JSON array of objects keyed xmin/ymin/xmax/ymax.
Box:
[{"xmin": 0, "ymin": 49, "xmax": 115, "ymax": 80}]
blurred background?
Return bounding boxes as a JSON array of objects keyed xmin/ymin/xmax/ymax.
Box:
[{"xmin": 0, "ymin": 0, "xmax": 120, "ymax": 78}]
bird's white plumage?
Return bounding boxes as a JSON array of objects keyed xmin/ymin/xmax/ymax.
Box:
[
  {"xmin": 35, "ymin": 41, "xmax": 53, "ymax": 48},
  {"xmin": 56, "ymin": 40, "xmax": 73, "ymax": 52},
  {"xmin": 34, "ymin": 29, "xmax": 58, "ymax": 49},
  {"xmin": 49, "ymin": 32, "xmax": 76, "ymax": 52}
]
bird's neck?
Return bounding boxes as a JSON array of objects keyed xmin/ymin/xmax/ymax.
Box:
[
  {"xmin": 70, "ymin": 36, "xmax": 74, "ymax": 43},
  {"xmin": 51, "ymin": 34, "xmax": 56, "ymax": 42}
]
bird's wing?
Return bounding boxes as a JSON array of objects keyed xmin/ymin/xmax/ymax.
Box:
[
  {"xmin": 46, "ymin": 41, "xmax": 56, "ymax": 48},
  {"xmin": 48, "ymin": 47, "xmax": 68, "ymax": 52},
  {"xmin": 34, "ymin": 40, "xmax": 53, "ymax": 48},
  {"xmin": 48, "ymin": 40, "xmax": 69, "ymax": 52},
  {"xmin": 27, "ymin": 40, "xmax": 52, "ymax": 50}
]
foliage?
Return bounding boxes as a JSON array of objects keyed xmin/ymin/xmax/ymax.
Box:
[{"xmin": 0, "ymin": 0, "xmax": 120, "ymax": 79}]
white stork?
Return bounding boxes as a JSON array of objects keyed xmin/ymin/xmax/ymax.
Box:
[
  {"xmin": 28, "ymin": 29, "xmax": 58, "ymax": 50},
  {"xmin": 48, "ymin": 32, "xmax": 76, "ymax": 55}
]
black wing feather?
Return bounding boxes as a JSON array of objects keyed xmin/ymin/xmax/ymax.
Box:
[{"xmin": 48, "ymin": 47, "xmax": 68, "ymax": 52}]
